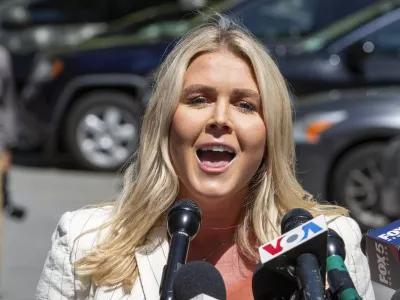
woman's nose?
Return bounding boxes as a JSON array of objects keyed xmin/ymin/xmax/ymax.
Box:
[{"xmin": 205, "ymin": 100, "xmax": 233, "ymax": 134}]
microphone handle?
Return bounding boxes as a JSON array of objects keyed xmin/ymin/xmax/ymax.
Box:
[
  {"xmin": 160, "ymin": 231, "xmax": 190, "ymax": 300},
  {"xmin": 296, "ymin": 253, "xmax": 326, "ymax": 300},
  {"xmin": 327, "ymin": 255, "xmax": 361, "ymax": 300}
]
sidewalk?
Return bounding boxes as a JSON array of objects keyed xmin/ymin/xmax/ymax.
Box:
[{"xmin": 0, "ymin": 166, "xmax": 117, "ymax": 300}]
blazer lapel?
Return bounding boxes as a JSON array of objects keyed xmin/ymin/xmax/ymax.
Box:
[{"xmin": 135, "ymin": 225, "xmax": 169, "ymax": 300}]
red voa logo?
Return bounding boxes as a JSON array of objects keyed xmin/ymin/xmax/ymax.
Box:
[{"xmin": 262, "ymin": 219, "xmax": 324, "ymax": 256}]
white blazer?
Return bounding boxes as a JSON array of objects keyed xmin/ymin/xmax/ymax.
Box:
[{"xmin": 36, "ymin": 206, "xmax": 375, "ymax": 300}]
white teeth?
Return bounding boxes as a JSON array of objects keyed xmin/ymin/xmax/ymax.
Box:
[{"xmin": 199, "ymin": 145, "xmax": 234, "ymax": 153}]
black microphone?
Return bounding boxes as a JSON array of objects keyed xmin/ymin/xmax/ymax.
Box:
[
  {"xmin": 256, "ymin": 208, "xmax": 328, "ymax": 300},
  {"xmin": 281, "ymin": 208, "xmax": 327, "ymax": 300},
  {"xmin": 173, "ymin": 261, "xmax": 226, "ymax": 300},
  {"xmin": 160, "ymin": 199, "xmax": 202, "ymax": 300},
  {"xmin": 326, "ymin": 229, "xmax": 361, "ymax": 300}
]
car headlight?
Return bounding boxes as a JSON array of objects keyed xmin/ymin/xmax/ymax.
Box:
[
  {"xmin": 30, "ymin": 57, "xmax": 64, "ymax": 82},
  {"xmin": 293, "ymin": 110, "xmax": 348, "ymax": 143}
]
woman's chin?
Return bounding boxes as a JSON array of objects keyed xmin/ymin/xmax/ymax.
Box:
[
  {"xmin": 190, "ymin": 184, "xmax": 240, "ymax": 202},
  {"xmin": 178, "ymin": 174, "xmax": 246, "ymax": 203}
]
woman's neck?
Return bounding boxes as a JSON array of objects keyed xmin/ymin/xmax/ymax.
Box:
[
  {"xmin": 184, "ymin": 197, "xmax": 244, "ymax": 263},
  {"xmin": 193, "ymin": 213, "xmax": 240, "ymax": 245},
  {"xmin": 177, "ymin": 188, "xmax": 247, "ymax": 240},
  {"xmin": 193, "ymin": 203, "xmax": 241, "ymax": 244},
  {"xmin": 175, "ymin": 186, "xmax": 249, "ymax": 261}
]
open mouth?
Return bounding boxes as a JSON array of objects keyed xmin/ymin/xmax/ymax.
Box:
[{"xmin": 196, "ymin": 145, "xmax": 236, "ymax": 168}]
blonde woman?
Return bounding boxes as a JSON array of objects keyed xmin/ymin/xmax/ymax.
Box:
[{"xmin": 36, "ymin": 16, "xmax": 375, "ymax": 300}]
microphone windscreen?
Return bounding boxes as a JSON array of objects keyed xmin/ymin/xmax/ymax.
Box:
[
  {"xmin": 281, "ymin": 208, "xmax": 313, "ymax": 233},
  {"xmin": 169, "ymin": 199, "xmax": 202, "ymax": 217},
  {"xmin": 167, "ymin": 199, "xmax": 202, "ymax": 238},
  {"xmin": 173, "ymin": 261, "xmax": 226, "ymax": 300},
  {"xmin": 392, "ymin": 289, "xmax": 400, "ymax": 300}
]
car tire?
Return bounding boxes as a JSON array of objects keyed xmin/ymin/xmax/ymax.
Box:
[
  {"xmin": 331, "ymin": 143, "xmax": 389, "ymax": 231},
  {"xmin": 64, "ymin": 90, "xmax": 142, "ymax": 172}
]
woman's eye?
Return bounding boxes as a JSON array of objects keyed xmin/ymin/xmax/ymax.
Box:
[
  {"xmin": 187, "ymin": 96, "xmax": 208, "ymax": 106},
  {"xmin": 237, "ymin": 101, "xmax": 256, "ymax": 113}
]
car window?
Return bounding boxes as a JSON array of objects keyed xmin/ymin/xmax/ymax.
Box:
[
  {"xmin": 234, "ymin": 0, "xmax": 318, "ymax": 40},
  {"xmin": 363, "ymin": 17, "xmax": 400, "ymax": 54}
]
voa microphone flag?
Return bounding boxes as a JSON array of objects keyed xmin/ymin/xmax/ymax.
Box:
[{"xmin": 258, "ymin": 214, "xmax": 328, "ymax": 280}]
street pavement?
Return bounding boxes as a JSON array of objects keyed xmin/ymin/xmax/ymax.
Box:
[{"xmin": 1, "ymin": 165, "xmax": 119, "ymax": 300}]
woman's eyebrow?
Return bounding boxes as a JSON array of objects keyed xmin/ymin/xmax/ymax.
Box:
[
  {"xmin": 182, "ymin": 85, "xmax": 260, "ymax": 101},
  {"xmin": 232, "ymin": 88, "xmax": 260, "ymax": 99},
  {"xmin": 182, "ymin": 84, "xmax": 217, "ymax": 95}
]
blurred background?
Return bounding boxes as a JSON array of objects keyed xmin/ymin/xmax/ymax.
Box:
[{"xmin": 2, "ymin": 0, "xmax": 400, "ymax": 298}]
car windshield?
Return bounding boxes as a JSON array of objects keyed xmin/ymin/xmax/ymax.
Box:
[
  {"xmin": 81, "ymin": 0, "xmax": 244, "ymax": 48},
  {"xmin": 110, "ymin": 0, "xmax": 319, "ymax": 42},
  {"xmin": 294, "ymin": 0, "xmax": 400, "ymax": 53}
]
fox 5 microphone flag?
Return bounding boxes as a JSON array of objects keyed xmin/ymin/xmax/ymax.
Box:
[{"xmin": 365, "ymin": 219, "xmax": 400, "ymax": 299}]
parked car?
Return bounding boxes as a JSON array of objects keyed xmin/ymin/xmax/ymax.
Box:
[
  {"xmin": 294, "ymin": 87, "xmax": 400, "ymax": 230},
  {"xmin": 17, "ymin": 0, "xmax": 371, "ymax": 171},
  {"xmin": 380, "ymin": 135, "xmax": 400, "ymax": 221},
  {"xmin": 277, "ymin": 0, "xmax": 400, "ymax": 96}
]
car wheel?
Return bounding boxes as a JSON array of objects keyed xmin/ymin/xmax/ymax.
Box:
[
  {"xmin": 64, "ymin": 90, "xmax": 141, "ymax": 171},
  {"xmin": 331, "ymin": 143, "xmax": 389, "ymax": 231}
]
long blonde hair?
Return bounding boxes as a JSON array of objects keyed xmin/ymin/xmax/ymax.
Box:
[{"xmin": 75, "ymin": 15, "xmax": 348, "ymax": 291}]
